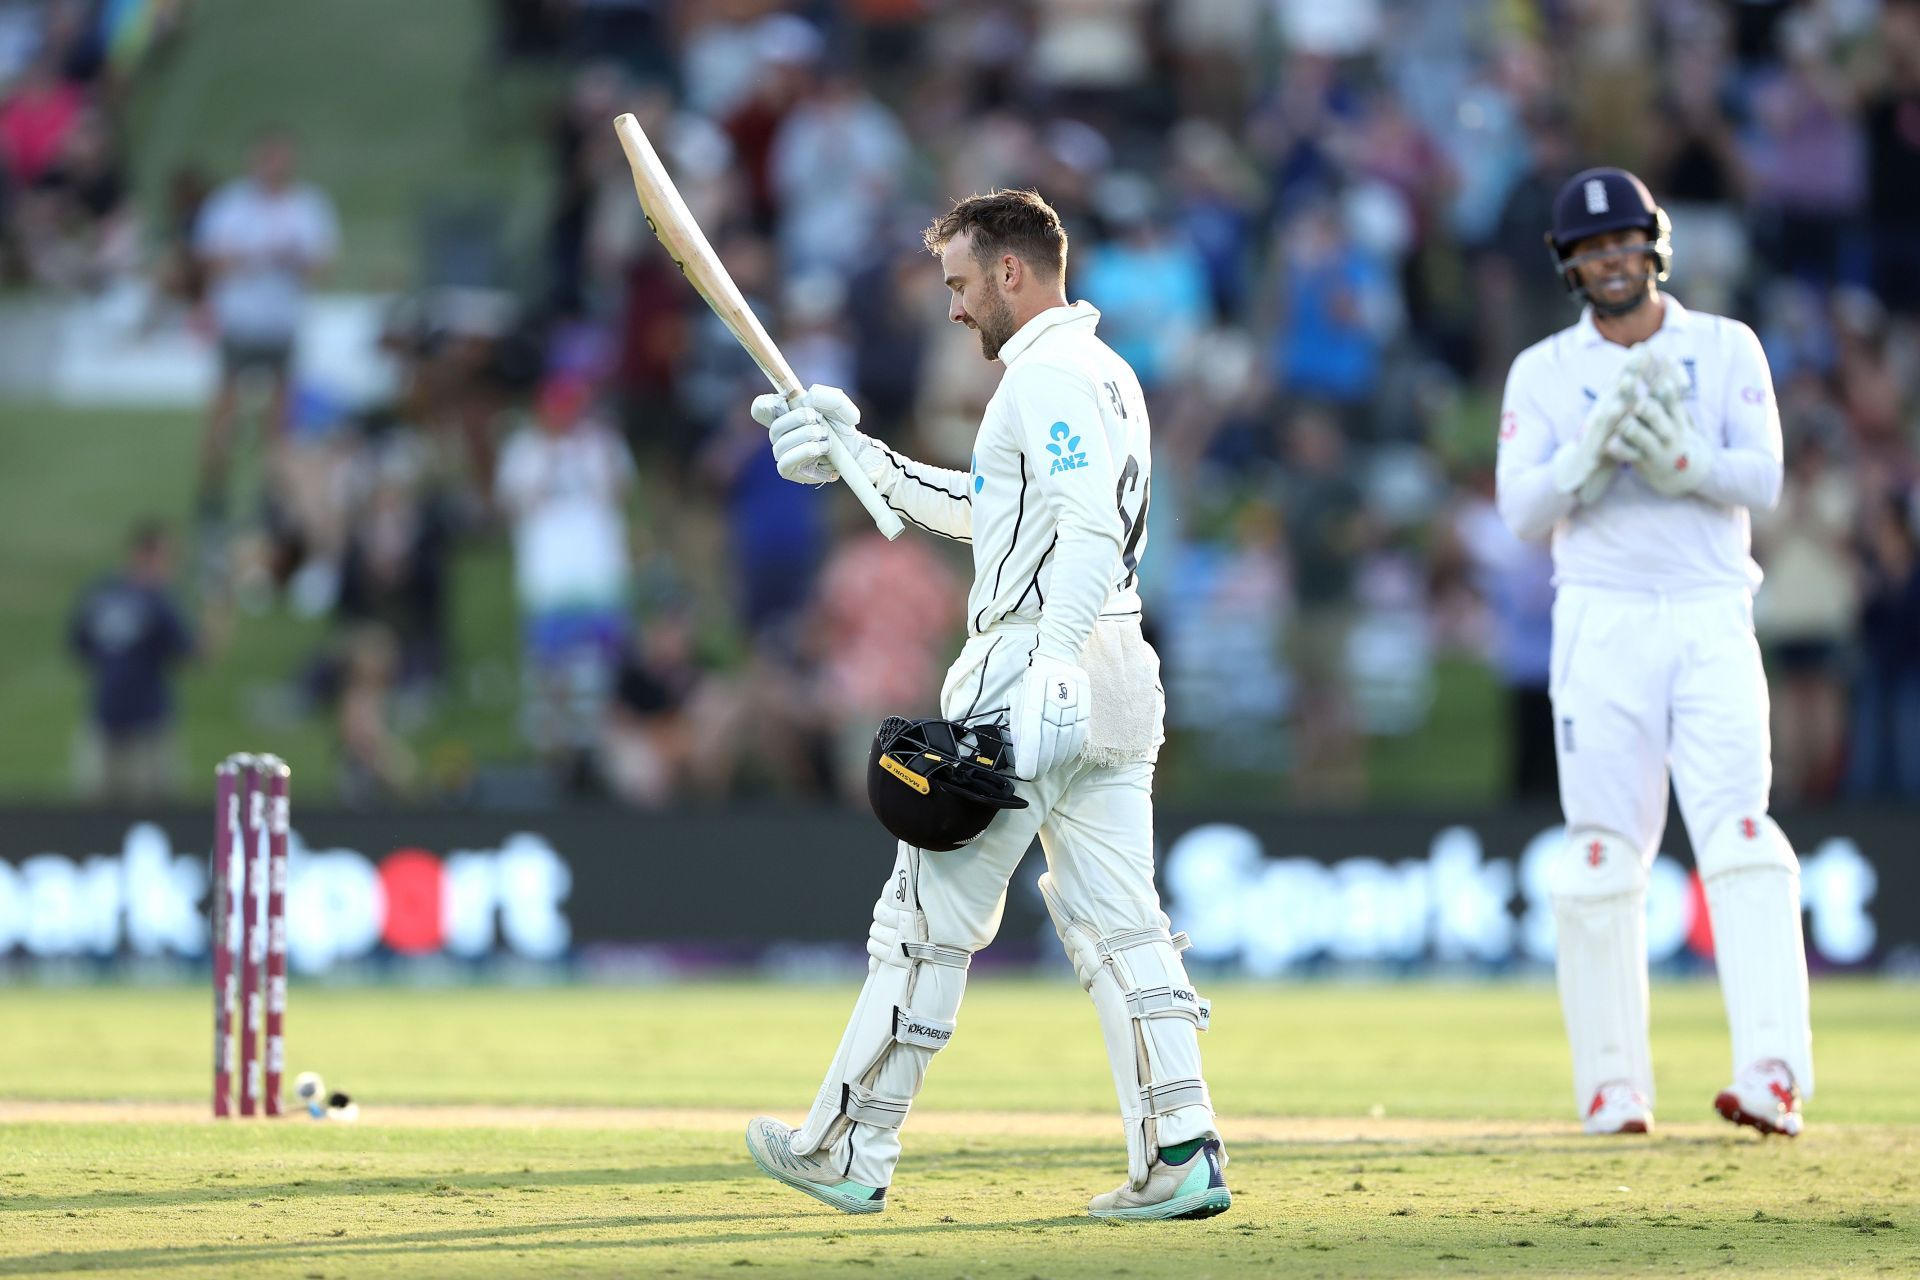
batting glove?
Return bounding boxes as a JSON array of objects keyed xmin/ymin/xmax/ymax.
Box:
[
  {"xmin": 751, "ymin": 384, "xmax": 886, "ymax": 487},
  {"xmin": 1009, "ymin": 655, "xmax": 1090, "ymax": 780}
]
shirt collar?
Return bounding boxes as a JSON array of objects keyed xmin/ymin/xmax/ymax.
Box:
[
  {"xmin": 1577, "ymin": 291, "xmax": 1689, "ymax": 346},
  {"xmin": 997, "ymin": 301, "xmax": 1100, "ymax": 365}
]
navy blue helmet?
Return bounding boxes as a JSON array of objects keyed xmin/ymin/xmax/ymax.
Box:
[{"xmin": 1545, "ymin": 167, "xmax": 1672, "ymax": 313}]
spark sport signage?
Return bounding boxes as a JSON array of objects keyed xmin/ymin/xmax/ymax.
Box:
[{"xmin": 0, "ymin": 806, "xmax": 1909, "ymax": 972}]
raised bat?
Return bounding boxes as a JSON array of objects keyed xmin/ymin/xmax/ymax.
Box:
[{"xmin": 613, "ymin": 112, "xmax": 903, "ymax": 540}]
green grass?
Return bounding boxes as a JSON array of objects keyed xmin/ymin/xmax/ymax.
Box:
[
  {"xmin": 0, "ymin": 402, "xmax": 527, "ymax": 796},
  {"xmin": 1, "ymin": 980, "xmax": 1916, "ymax": 1276},
  {"xmin": 128, "ymin": 0, "xmax": 552, "ymax": 289}
]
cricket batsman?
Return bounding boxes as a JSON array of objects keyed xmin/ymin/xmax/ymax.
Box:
[
  {"xmin": 1497, "ymin": 166, "xmax": 1812, "ymax": 1137},
  {"xmin": 741, "ymin": 189, "xmax": 1230, "ymax": 1219}
]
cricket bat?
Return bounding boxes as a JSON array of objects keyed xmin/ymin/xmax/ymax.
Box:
[{"xmin": 613, "ymin": 112, "xmax": 904, "ymax": 540}]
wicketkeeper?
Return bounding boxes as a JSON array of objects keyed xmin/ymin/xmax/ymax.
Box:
[
  {"xmin": 742, "ymin": 189, "xmax": 1230, "ymax": 1220},
  {"xmin": 1497, "ymin": 166, "xmax": 1812, "ymax": 1137}
]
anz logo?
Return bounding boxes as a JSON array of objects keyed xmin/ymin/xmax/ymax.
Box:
[{"xmin": 1045, "ymin": 421, "xmax": 1087, "ymax": 475}]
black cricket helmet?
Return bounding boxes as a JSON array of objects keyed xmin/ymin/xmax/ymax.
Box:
[
  {"xmin": 868, "ymin": 716, "xmax": 1027, "ymax": 852},
  {"xmin": 1545, "ymin": 166, "xmax": 1672, "ymax": 314}
]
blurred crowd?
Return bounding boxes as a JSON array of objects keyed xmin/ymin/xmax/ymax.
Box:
[
  {"xmin": 0, "ymin": 0, "xmax": 184, "ymax": 293},
  {"xmin": 37, "ymin": 0, "xmax": 1920, "ymax": 807}
]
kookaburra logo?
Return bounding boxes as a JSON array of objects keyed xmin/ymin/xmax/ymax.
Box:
[{"xmin": 1046, "ymin": 421, "xmax": 1086, "ymax": 474}]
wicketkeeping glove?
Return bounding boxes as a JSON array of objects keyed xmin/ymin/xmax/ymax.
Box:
[
  {"xmin": 750, "ymin": 384, "xmax": 886, "ymax": 487},
  {"xmin": 1613, "ymin": 390, "xmax": 1711, "ymax": 497},
  {"xmin": 1552, "ymin": 348, "xmax": 1649, "ymax": 502},
  {"xmin": 1009, "ymin": 655, "xmax": 1090, "ymax": 780}
]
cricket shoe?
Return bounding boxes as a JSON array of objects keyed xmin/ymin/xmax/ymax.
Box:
[
  {"xmin": 1584, "ymin": 1081, "xmax": 1653, "ymax": 1135},
  {"xmin": 1088, "ymin": 1138, "xmax": 1231, "ymax": 1221},
  {"xmin": 1714, "ymin": 1058, "xmax": 1803, "ymax": 1137},
  {"xmin": 744, "ymin": 1116, "xmax": 887, "ymax": 1214}
]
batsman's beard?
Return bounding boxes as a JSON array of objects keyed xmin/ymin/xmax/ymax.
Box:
[{"xmin": 974, "ymin": 282, "xmax": 1018, "ymax": 361}]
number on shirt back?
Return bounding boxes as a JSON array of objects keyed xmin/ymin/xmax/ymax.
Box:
[{"xmin": 1115, "ymin": 454, "xmax": 1149, "ymax": 589}]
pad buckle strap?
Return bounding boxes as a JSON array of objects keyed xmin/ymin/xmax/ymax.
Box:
[
  {"xmin": 1124, "ymin": 984, "xmax": 1211, "ymax": 1030},
  {"xmin": 1170, "ymin": 931, "xmax": 1193, "ymax": 953},
  {"xmin": 1100, "ymin": 926, "xmax": 1171, "ymax": 955},
  {"xmin": 901, "ymin": 941, "xmax": 972, "ymax": 969},
  {"xmin": 841, "ymin": 1082, "xmax": 911, "ymax": 1130},
  {"xmin": 1140, "ymin": 1078, "xmax": 1211, "ymax": 1116},
  {"xmin": 891, "ymin": 1005, "xmax": 956, "ymax": 1051}
]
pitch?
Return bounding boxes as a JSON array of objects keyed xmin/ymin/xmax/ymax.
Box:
[{"xmin": 1, "ymin": 980, "xmax": 1914, "ymax": 1277}]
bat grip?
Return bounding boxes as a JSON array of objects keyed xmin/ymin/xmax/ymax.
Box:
[{"xmin": 781, "ymin": 386, "xmax": 905, "ymax": 540}]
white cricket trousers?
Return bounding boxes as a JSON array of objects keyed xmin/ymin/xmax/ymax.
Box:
[{"xmin": 1549, "ymin": 583, "xmax": 1771, "ymax": 858}]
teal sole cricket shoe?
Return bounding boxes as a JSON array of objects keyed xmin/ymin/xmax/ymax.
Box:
[
  {"xmin": 745, "ymin": 1116, "xmax": 888, "ymax": 1215},
  {"xmin": 1088, "ymin": 1138, "xmax": 1232, "ymax": 1221}
]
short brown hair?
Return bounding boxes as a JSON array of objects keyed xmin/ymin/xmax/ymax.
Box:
[{"xmin": 923, "ymin": 189, "xmax": 1067, "ymax": 285}]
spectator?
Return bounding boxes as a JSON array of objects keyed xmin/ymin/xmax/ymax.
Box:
[
  {"xmin": 1753, "ymin": 426, "xmax": 1858, "ymax": 801},
  {"xmin": 1156, "ymin": 498, "xmax": 1294, "ymax": 754},
  {"xmin": 602, "ymin": 599, "xmax": 747, "ymax": 807},
  {"xmin": 335, "ymin": 435, "xmax": 451, "ymax": 690},
  {"xmin": 13, "ymin": 109, "xmax": 135, "ymax": 291},
  {"xmin": 768, "ymin": 70, "xmax": 909, "ymax": 275},
  {"xmin": 1647, "ymin": 35, "xmax": 1749, "ymax": 314},
  {"xmin": 67, "ymin": 521, "xmax": 194, "ymax": 802},
  {"xmin": 808, "ymin": 528, "xmax": 961, "ymax": 799},
  {"xmin": 1265, "ymin": 201, "xmax": 1397, "ymax": 420},
  {"xmin": 0, "ymin": 55, "xmax": 84, "ymax": 187},
  {"xmin": 1848, "ymin": 490, "xmax": 1920, "ymax": 798},
  {"xmin": 495, "ymin": 375, "xmax": 636, "ymax": 781},
  {"xmin": 192, "ymin": 129, "xmax": 339, "ymax": 519},
  {"xmin": 1863, "ymin": 0, "xmax": 1920, "ymax": 315},
  {"xmin": 334, "ymin": 623, "xmax": 418, "ymax": 805},
  {"xmin": 1076, "ymin": 174, "xmax": 1210, "ymax": 391},
  {"xmin": 153, "ymin": 164, "xmax": 212, "ymax": 311},
  {"xmin": 720, "ymin": 14, "xmax": 821, "ymax": 233},
  {"xmin": 1449, "ymin": 474, "xmax": 1559, "ymax": 801},
  {"xmin": 1739, "ymin": 13, "xmax": 1866, "ymax": 289},
  {"xmin": 1276, "ymin": 407, "xmax": 1369, "ymax": 800}
]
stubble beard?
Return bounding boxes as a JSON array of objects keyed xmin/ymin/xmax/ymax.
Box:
[{"xmin": 976, "ymin": 284, "xmax": 1017, "ymax": 361}]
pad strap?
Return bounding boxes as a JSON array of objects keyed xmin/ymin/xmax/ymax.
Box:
[
  {"xmin": 901, "ymin": 941, "xmax": 972, "ymax": 968},
  {"xmin": 841, "ymin": 1082, "xmax": 911, "ymax": 1130},
  {"xmin": 1102, "ymin": 926, "xmax": 1167, "ymax": 952},
  {"xmin": 892, "ymin": 1006, "xmax": 956, "ymax": 1051},
  {"xmin": 1142, "ymin": 1078, "xmax": 1212, "ymax": 1115},
  {"xmin": 1124, "ymin": 984, "xmax": 1211, "ymax": 1030}
]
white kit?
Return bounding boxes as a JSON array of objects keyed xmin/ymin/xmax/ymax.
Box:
[
  {"xmin": 1497, "ymin": 294, "xmax": 1812, "ymax": 1123},
  {"xmin": 758, "ymin": 303, "xmax": 1217, "ymax": 1193}
]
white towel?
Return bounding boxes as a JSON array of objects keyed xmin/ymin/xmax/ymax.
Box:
[{"xmin": 1078, "ymin": 616, "xmax": 1165, "ymax": 768}]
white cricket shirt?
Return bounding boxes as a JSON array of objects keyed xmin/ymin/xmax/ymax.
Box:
[
  {"xmin": 1496, "ymin": 294, "xmax": 1784, "ymax": 591},
  {"xmin": 194, "ymin": 178, "xmax": 338, "ymax": 344},
  {"xmin": 870, "ymin": 302, "xmax": 1149, "ymax": 662}
]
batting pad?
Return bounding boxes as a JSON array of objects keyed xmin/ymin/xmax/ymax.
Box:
[
  {"xmin": 789, "ymin": 878, "xmax": 970, "ymax": 1189},
  {"xmin": 1039, "ymin": 872, "xmax": 1214, "ymax": 1190},
  {"xmin": 1550, "ymin": 828, "xmax": 1654, "ymax": 1113},
  {"xmin": 1698, "ymin": 815, "xmax": 1814, "ymax": 1095}
]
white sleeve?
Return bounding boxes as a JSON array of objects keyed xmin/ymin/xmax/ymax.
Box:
[
  {"xmin": 1494, "ymin": 352, "xmax": 1577, "ymax": 541},
  {"xmin": 1006, "ymin": 363, "xmax": 1125, "ymax": 663},
  {"xmin": 1695, "ymin": 320, "xmax": 1783, "ymax": 511},
  {"xmin": 870, "ymin": 444, "xmax": 973, "ymax": 543}
]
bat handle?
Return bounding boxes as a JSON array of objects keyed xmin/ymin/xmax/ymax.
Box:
[{"xmin": 781, "ymin": 385, "xmax": 905, "ymax": 541}]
